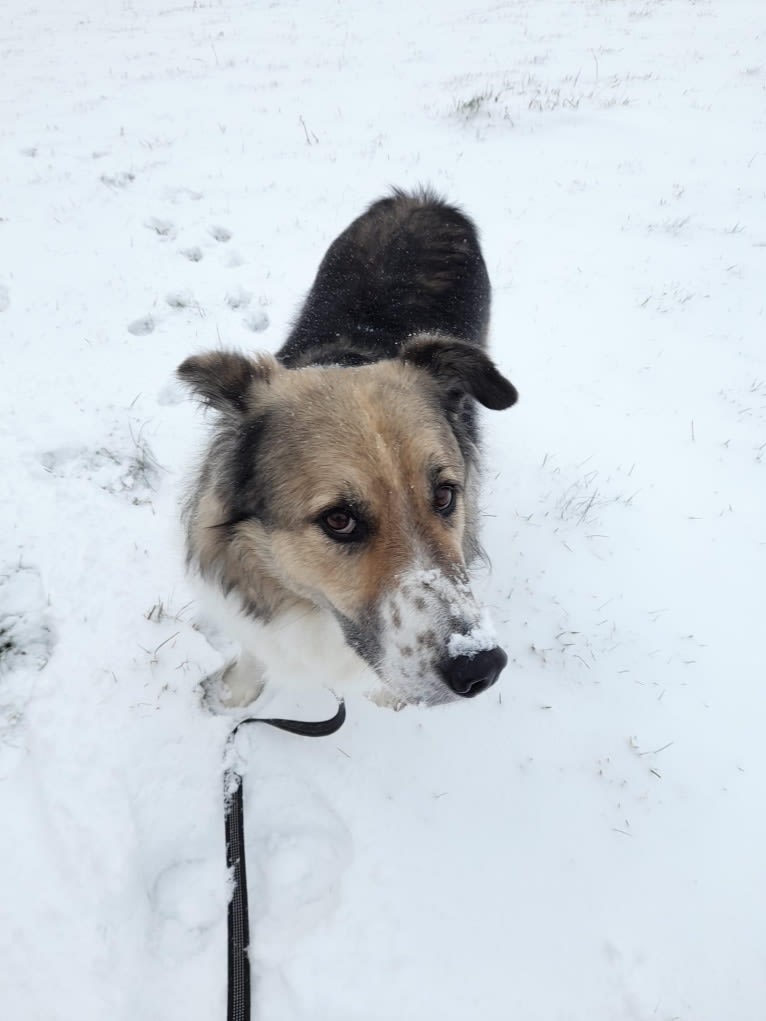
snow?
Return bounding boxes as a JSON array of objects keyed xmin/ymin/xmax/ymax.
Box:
[
  {"xmin": 1, "ymin": 0, "xmax": 765, "ymax": 1018},
  {"xmin": 447, "ymin": 611, "xmax": 498, "ymax": 659}
]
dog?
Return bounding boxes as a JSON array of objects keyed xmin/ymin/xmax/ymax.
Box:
[{"xmin": 178, "ymin": 188, "xmax": 518, "ymax": 708}]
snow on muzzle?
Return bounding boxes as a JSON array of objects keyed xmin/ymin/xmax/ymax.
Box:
[{"xmin": 377, "ymin": 566, "xmax": 507, "ymax": 706}]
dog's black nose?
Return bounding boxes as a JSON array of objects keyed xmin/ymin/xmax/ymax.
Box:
[{"xmin": 441, "ymin": 646, "xmax": 508, "ymax": 698}]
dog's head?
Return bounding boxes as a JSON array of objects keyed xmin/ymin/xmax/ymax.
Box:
[{"xmin": 179, "ymin": 335, "xmax": 517, "ymax": 706}]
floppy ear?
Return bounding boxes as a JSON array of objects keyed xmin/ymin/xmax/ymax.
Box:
[
  {"xmin": 400, "ymin": 335, "xmax": 518, "ymax": 410},
  {"xmin": 177, "ymin": 350, "xmax": 280, "ymax": 415}
]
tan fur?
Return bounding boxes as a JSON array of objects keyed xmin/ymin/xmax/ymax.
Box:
[{"xmin": 187, "ymin": 359, "xmax": 476, "ymax": 627}]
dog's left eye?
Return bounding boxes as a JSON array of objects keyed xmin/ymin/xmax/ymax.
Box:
[{"xmin": 434, "ymin": 484, "xmax": 457, "ymax": 516}]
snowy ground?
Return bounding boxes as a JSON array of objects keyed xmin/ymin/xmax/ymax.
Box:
[{"xmin": 2, "ymin": 1, "xmax": 765, "ymax": 1018}]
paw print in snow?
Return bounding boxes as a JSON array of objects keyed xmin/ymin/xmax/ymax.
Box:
[
  {"xmin": 144, "ymin": 217, "xmax": 177, "ymax": 240},
  {"xmin": 244, "ymin": 310, "xmax": 269, "ymax": 332},
  {"xmin": 0, "ymin": 565, "xmax": 53, "ymax": 677},
  {"xmin": 127, "ymin": 315, "xmax": 155, "ymax": 336},
  {"xmin": 38, "ymin": 433, "xmax": 162, "ymax": 503}
]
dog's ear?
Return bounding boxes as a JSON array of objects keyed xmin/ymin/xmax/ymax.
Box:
[
  {"xmin": 177, "ymin": 350, "xmax": 280, "ymax": 415},
  {"xmin": 400, "ymin": 335, "xmax": 518, "ymax": 410}
]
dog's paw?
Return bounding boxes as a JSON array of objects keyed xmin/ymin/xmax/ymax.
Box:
[
  {"xmin": 200, "ymin": 655, "xmax": 266, "ymax": 714},
  {"xmin": 198, "ymin": 666, "xmax": 231, "ymax": 715},
  {"xmin": 367, "ymin": 684, "xmax": 407, "ymax": 711}
]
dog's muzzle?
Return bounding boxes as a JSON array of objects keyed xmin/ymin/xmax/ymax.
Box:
[{"xmin": 440, "ymin": 646, "xmax": 507, "ymax": 698}]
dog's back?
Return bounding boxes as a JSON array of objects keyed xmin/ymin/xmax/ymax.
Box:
[{"xmin": 278, "ymin": 188, "xmax": 490, "ymax": 369}]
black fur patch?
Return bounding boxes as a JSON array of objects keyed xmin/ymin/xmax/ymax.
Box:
[
  {"xmin": 278, "ymin": 189, "xmax": 493, "ymax": 368},
  {"xmin": 218, "ymin": 413, "xmax": 273, "ymax": 526},
  {"xmin": 400, "ymin": 336, "xmax": 518, "ymax": 411},
  {"xmin": 401, "ymin": 334, "xmax": 517, "ymax": 454}
]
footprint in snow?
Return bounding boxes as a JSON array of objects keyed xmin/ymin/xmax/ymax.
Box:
[
  {"xmin": 162, "ymin": 185, "xmax": 203, "ymax": 204},
  {"xmin": 0, "ymin": 565, "xmax": 54, "ymax": 773},
  {"xmin": 38, "ymin": 438, "xmax": 162, "ymax": 502},
  {"xmin": 100, "ymin": 171, "xmax": 135, "ymax": 188},
  {"xmin": 0, "ymin": 565, "xmax": 54, "ymax": 677},
  {"xmin": 246, "ymin": 776, "xmax": 353, "ymax": 963},
  {"xmin": 225, "ymin": 286, "xmax": 251, "ymax": 310},
  {"xmin": 150, "ymin": 858, "xmax": 225, "ymax": 959},
  {"xmin": 209, "ymin": 224, "xmax": 232, "ymax": 243},
  {"xmin": 156, "ymin": 379, "xmax": 185, "ymax": 407},
  {"xmin": 180, "ymin": 246, "xmax": 203, "ymax": 263},
  {"xmin": 165, "ymin": 290, "xmax": 196, "ymax": 310},
  {"xmin": 144, "ymin": 217, "xmax": 177, "ymax": 240},
  {"xmin": 243, "ymin": 310, "xmax": 269, "ymax": 332},
  {"xmin": 127, "ymin": 315, "xmax": 155, "ymax": 336}
]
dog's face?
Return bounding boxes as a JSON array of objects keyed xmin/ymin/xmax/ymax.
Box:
[{"xmin": 180, "ymin": 336, "xmax": 517, "ymax": 706}]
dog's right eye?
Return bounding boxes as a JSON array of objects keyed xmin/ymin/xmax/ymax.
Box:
[
  {"xmin": 325, "ymin": 509, "xmax": 355, "ymax": 534},
  {"xmin": 319, "ymin": 507, "xmax": 366, "ymax": 543}
]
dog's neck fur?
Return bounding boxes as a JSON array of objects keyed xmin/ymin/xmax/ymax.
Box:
[{"xmin": 200, "ymin": 583, "xmax": 378, "ymax": 703}]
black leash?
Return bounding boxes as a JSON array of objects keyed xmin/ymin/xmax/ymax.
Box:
[{"xmin": 224, "ymin": 700, "xmax": 347, "ymax": 1021}]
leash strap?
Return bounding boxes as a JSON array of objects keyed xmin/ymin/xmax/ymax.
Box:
[
  {"xmin": 225, "ymin": 699, "xmax": 347, "ymax": 1021},
  {"xmin": 225, "ymin": 768, "xmax": 251, "ymax": 1021}
]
